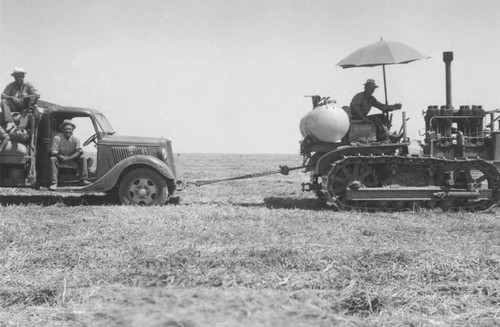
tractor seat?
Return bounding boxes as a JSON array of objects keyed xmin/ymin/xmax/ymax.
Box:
[{"xmin": 342, "ymin": 106, "xmax": 377, "ymax": 143}]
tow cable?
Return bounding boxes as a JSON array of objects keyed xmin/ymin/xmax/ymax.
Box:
[{"xmin": 182, "ymin": 165, "xmax": 306, "ymax": 188}]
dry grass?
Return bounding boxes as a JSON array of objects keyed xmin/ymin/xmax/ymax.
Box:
[{"xmin": 1, "ymin": 153, "xmax": 499, "ymax": 326}]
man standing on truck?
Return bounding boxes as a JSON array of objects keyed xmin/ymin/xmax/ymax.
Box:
[
  {"xmin": 49, "ymin": 120, "xmax": 90, "ymax": 191},
  {"xmin": 1, "ymin": 67, "xmax": 40, "ymax": 132},
  {"xmin": 350, "ymin": 79, "xmax": 402, "ymax": 142}
]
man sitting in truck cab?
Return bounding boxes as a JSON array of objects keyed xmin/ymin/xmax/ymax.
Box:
[
  {"xmin": 49, "ymin": 119, "xmax": 90, "ymax": 191},
  {"xmin": 350, "ymin": 79, "xmax": 402, "ymax": 142},
  {"xmin": 1, "ymin": 67, "xmax": 40, "ymax": 132}
]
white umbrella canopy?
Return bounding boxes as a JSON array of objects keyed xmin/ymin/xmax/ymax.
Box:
[{"xmin": 337, "ymin": 39, "xmax": 430, "ymax": 104}]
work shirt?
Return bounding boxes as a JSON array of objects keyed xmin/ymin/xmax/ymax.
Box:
[
  {"xmin": 350, "ymin": 91, "xmax": 385, "ymax": 120},
  {"xmin": 51, "ymin": 133, "xmax": 83, "ymax": 156},
  {"xmin": 2, "ymin": 81, "xmax": 40, "ymax": 100}
]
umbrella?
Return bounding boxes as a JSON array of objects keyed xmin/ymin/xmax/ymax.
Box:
[{"xmin": 337, "ymin": 39, "xmax": 430, "ymax": 104}]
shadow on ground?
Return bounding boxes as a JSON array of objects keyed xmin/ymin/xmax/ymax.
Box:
[
  {"xmin": 0, "ymin": 194, "xmax": 120, "ymax": 206},
  {"xmin": 0, "ymin": 193, "xmax": 328, "ymax": 210},
  {"xmin": 237, "ymin": 197, "xmax": 330, "ymax": 211}
]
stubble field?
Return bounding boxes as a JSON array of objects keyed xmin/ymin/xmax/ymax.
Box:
[{"xmin": 1, "ymin": 153, "xmax": 499, "ymax": 326}]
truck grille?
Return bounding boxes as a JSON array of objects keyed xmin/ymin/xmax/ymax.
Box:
[{"xmin": 112, "ymin": 146, "xmax": 149, "ymax": 163}]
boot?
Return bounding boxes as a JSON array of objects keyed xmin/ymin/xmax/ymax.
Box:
[{"xmin": 388, "ymin": 132, "xmax": 403, "ymax": 143}]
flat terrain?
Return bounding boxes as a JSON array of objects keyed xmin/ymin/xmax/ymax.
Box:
[{"xmin": 1, "ymin": 153, "xmax": 499, "ymax": 326}]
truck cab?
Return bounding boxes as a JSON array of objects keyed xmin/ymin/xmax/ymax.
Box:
[{"xmin": 0, "ymin": 100, "xmax": 177, "ymax": 205}]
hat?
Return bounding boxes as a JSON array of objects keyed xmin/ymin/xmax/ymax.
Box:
[
  {"xmin": 363, "ymin": 79, "xmax": 378, "ymax": 88},
  {"xmin": 59, "ymin": 119, "xmax": 76, "ymax": 131},
  {"xmin": 11, "ymin": 67, "xmax": 26, "ymax": 76}
]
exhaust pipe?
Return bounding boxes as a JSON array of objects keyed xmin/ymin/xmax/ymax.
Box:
[{"xmin": 443, "ymin": 51, "xmax": 454, "ymax": 107}]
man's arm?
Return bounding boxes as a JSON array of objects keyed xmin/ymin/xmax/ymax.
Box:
[
  {"xmin": 372, "ymin": 97, "xmax": 401, "ymax": 113},
  {"xmin": 1, "ymin": 93, "xmax": 11, "ymax": 100},
  {"xmin": 51, "ymin": 135, "xmax": 70, "ymax": 162},
  {"xmin": 1, "ymin": 84, "xmax": 24, "ymax": 107},
  {"xmin": 66, "ymin": 137, "xmax": 83, "ymax": 161},
  {"xmin": 23, "ymin": 83, "xmax": 40, "ymax": 106},
  {"xmin": 1, "ymin": 84, "xmax": 17, "ymax": 101},
  {"xmin": 25, "ymin": 82, "xmax": 40, "ymax": 99},
  {"xmin": 51, "ymin": 135, "xmax": 63, "ymax": 160},
  {"xmin": 66, "ymin": 149, "xmax": 83, "ymax": 161},
  {"xmin": 0, "ymin": 93, "xmax": 22, "ymax": 106}
]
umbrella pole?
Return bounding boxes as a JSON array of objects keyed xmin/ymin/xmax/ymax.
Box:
[
  {"xmin": 382, "ymin": 64, "xmax": 392, "ymax": 129},
  {"xmin": 382, "ymin": 64, "xmax": 388, "ymax": 105}
]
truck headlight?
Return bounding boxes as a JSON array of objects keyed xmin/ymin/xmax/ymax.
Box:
[{"xmin": 158, "ymin": 147, "xmax": 168, "ymax": 161}]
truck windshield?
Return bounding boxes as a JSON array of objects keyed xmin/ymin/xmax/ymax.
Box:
[{"xmin": 95, "ymin": 113, "xmax": 115, "ymax": 134}]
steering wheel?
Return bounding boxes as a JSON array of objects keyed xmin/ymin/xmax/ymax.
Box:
[{"xmin": 83, "ymin": 133, "xmax": 98, "ymax": 146}]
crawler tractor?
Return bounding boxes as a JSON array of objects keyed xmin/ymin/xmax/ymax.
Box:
[{"xmin": 300, "ymin": 52, "xmax": 500, "ymax": 211}]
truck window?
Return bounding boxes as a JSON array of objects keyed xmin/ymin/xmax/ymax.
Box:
[{"xmin": 95, "ymin": 113, "xmax": 114, "ymax": 134}]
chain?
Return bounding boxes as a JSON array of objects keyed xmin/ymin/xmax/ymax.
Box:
[{"xmin": 185, "ymin": 165, "xmax": 306, "ymax": 187}]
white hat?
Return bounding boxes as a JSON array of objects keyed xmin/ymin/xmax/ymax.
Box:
[{"xmin": 11, "ymin": 67, "xmax": 26, "ymax": 76}]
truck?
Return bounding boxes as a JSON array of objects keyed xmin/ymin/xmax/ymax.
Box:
[{"xmin": 0, "ymin": 100, "xmax": 177, "ymax": 206}]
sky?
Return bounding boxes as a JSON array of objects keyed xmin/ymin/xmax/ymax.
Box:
[{"xmin": 1, "ymin": 0, "xmax": 500, "ymax": 153}]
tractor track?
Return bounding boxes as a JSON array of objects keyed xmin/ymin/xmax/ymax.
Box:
[{"xmin": 322, "ymin": 155, "xmax": 500, "ymax": 212}]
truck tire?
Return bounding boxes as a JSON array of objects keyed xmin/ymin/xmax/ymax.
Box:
[{"xmin": 118, "ymin": 168, "xmax": 168, "ymax": 206}]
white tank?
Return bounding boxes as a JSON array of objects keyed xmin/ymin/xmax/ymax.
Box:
[{"xmin": 300, "ymin": 102, "xmax": 350, "ymax": 143}]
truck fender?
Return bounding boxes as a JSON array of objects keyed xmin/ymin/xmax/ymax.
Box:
[{"xmin": 83, "ymin": 155, "xmax": 175, "ymax": 193}]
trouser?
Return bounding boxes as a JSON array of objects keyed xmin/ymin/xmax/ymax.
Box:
[
  {"xmin": 0, "ymin": 126, "xmax": 8, "ymax": 139},
  {"xmin": 0, "ymin": 99, "xmax": 22, "ymax": 125},
  {"xmin": 0, "ymin": 126, "xmax": 9, "ymax": 151},
  {"xmin": 367, "ymin": 114, "xmax": 390, "ymax": 141},
  {"xmin": 50, "ymin": 156, "xmax": 88, "ymax": 185}
]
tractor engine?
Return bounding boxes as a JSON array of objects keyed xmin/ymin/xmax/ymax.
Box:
[{"xmin": 422, "ymin": 52, "xmax": 500, "ymax": 162}]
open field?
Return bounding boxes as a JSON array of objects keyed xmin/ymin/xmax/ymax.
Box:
[{"xmin": 1, "ymin": 153, "xmax": 500, "ymax": 326}]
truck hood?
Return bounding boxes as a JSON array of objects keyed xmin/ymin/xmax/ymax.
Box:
[{"xmin": 100, "ymin": 134, "xmax": 171, "ymax": 146}]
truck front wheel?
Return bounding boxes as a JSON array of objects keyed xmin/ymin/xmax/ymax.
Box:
[{"xmin": 118, "ymin": 168, "xmax": 168, "ymax": 206}]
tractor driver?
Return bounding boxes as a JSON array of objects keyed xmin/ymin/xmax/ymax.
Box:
[
  {"xmin": 350, "ymin": 79, "xmax": 402, "ymax": 142},
  {"xmin": 1, "ymin": 67, "xmax": 40, "ymax": 133},
  {"xmin": 49, "ymin": 120, "xmax": 90, "ymax": 191}
]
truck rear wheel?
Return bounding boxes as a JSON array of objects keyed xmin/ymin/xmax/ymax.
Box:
[{"xmin": 118, "ymin": 168, "xmax": 168, "ymax": 206}]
